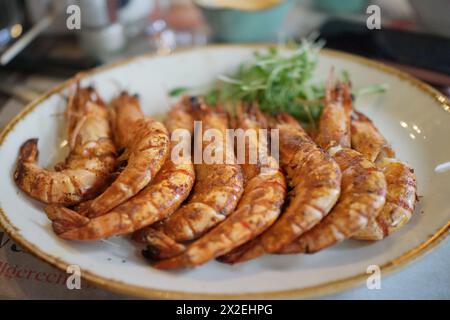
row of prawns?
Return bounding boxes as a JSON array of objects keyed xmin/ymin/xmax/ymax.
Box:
[{"xmin": 14, "ymin": 75, "xmax": 417, "ymax": 270}]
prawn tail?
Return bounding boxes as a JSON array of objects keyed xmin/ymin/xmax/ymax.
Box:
[
  {"xmin": 17, "ymin": 138, "xmax": 39, "ymax": 163},
  {"xmin": 217, "ymin": 238, "xmax": 265, "ymax": 264},
  {"xmin": 275, "ymin": 112, "xmax": 298, "ymax": 126},
  {"xmin": 14, "ymin": 138, "xmax": 39, "ymax": 186},
  {"xmin": 45, "ymin": 205, "xmax": 89, "ymax": 235},
  {"xmin": 141, "ymin": 228, "xmax": 186, "ymax": 260},
  {"xmin": 152, "ymin": 254, "xmax": 193, "ymax": 270}
]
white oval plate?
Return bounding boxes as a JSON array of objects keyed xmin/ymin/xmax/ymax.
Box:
[{"xmin": 0, "ymin": 45, "xmax": 449, "ymax": 299}]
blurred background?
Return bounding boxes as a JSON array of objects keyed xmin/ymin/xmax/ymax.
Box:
[
  {"xmin": 0, "ymin": 0, "xmax": 449, "ymax": 300},
  {"xmin": 0, "ymin": 0, "xmax": 449, "ymax": 113}
]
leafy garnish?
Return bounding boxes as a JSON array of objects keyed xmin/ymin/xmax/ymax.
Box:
[
  {"xmin": 353, "ymin": 83, "xmax": 388, "ymax": 97},
  {"xmin": 341, "ymin": 70, "xmax": 350, "ymax": 84},
  {"xmin": 169, "ymin": 40, "xmax": 387, "ymax": 125},
  {"xmin": 207, "ymin": 40, "xmax": 325, "ymax": 123},
  {"xmin": 169, "ymin": 86, "xmax": 190, "ymax": 97}
]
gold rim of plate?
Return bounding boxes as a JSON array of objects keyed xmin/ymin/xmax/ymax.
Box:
[{"xmin": 0, "ymin": 44, "xmax": 449, "ymax": 300}]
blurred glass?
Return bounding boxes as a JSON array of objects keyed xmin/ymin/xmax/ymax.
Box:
[
  {"xmin": 145, "ymin": 0, "xmax": 207, "ymax": 54},
  {"xmin": 0, "ymin": 1, "xmax": 24, "ymax": 49},
  {"xmin": 196, "ymin": 0, "xmax": 294, "ymax": 43},
  {"xmin": 88, "ymin": 0, "xmax": 207, "ymax": 62}
]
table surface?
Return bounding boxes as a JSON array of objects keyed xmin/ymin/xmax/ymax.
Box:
[{"xmin": 0, "ymin": 77, "xmax": 448, "ymax": 300}]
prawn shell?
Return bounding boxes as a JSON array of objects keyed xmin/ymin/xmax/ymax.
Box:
[
  {"xmin": 14, "ymin": 84, "xmax": 117, "ymax": 206},
  {"xmin": 48, "ymin": 103, "xmax": 196, "ymax": 241},
  {"xmin": 280, "ymin": 148, "xmax": 387, "ymax": 253},
  {"xmin": 148, "ymin": 102, "xmax": 283, "ymax": 268},
  {"xmin": 154, "ymin": 159, "xmax": 286, "ymax": 269},
  {"xmin": 53, "ymin": 159, "xmax": 194, "ymax": 240},
  {"xmin": 222, "ymin": 113, "xmax": 342, "ymax": 263},
  {"xmin": 351, "ymin": 111, "xmax": 395, "ymax": 163},
  {"xmin": 353, "ymin": 159, "xmax": 417, "ymax": 240},
  {"xmin": 142, "ymin": 103, "xmax": 245, "ymax": 260},
  {"xmin": 88, "ymin": 118, "xmax": 170, "ymax": 217}
]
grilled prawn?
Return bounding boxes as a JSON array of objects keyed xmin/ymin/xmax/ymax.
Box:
[
  {"xmin": 351, "ymin": 112, "xmax": 417, "ymax": 240},
  {"xmin": 87, "ymin": 95, "xmax": 170, "ymax": 217},
  {"xmin": 350, "ymin": 111, "xmax": 395, "ymax": 163},
  {"xmin": 153, "ymin": 104, "xmax": 286, "ymax": 269},
  {"xmin": 140, "ymin": 99, "xmax": 244, "ymax": 260},
  {"xmin": 109, "ymin": 92, "xmax": 145, "ymax": 150},
  {"xmin": 46, "ymin": 98, "xmax": 195, "ymax": 240},
  {"xmin": 46, "ymin": 92, "xmax": 145, "ymax": 218},
  {"xmin": 280, "ymin": 82, "xmax": 387, "ymax": 254},
  {"xmin": 220, "ymin": 112, "xmax": 341, "ymax": 263},
  {"xmin": 280, "ymin": 148, "xmax": 387, "ymax": 253},
  {"xmin": 14, "ymin": 81, "xmax": 116, "ymax": 206},
  {"xmin": 353, "ymin": 158, "xmax": 416, "ymax": 240}
]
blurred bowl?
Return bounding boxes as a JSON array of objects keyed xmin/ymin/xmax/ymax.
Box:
[
  {"xmin": 196, "ymin": 0, "xmax": 294, "ymax": 43},
  {"xmin": 313, "ymin": 0, "xmax": 368, "ymax": 14},
  {"xmin": 410, "ymin": 0, "xmax": 450, "ymax": 39}
]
